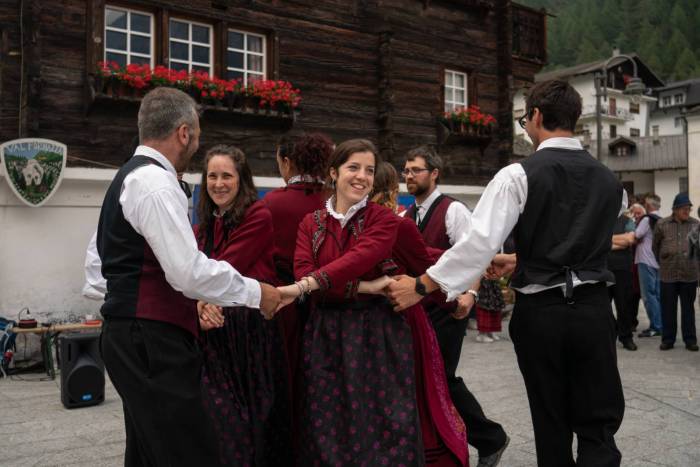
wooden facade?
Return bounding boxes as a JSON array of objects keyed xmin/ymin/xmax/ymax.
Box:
[{"xmin": 0, "ymin": 0, "xmax": 546, "ymax": 184}]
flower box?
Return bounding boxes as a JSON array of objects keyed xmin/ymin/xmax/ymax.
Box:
[
  {"xmin": 437, "ymin": 105, "xmax": 495, "ymax": 152},
  {"xmin": 88, "ymin": 62, "xmax": 301, "ymax": 127}
]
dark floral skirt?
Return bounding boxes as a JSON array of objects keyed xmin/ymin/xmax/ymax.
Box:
[
  {"xmin": 201, "ymin": 306, "xmax": 292, "ymax": 467},
  {"xmin": 299, "ymin": 297, "xmax": 424, "ymax": 466}
]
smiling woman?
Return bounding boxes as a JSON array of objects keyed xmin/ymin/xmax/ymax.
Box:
[{"xmin": 193, "ymin": 145, "xmax": 292, "ymax": 465}]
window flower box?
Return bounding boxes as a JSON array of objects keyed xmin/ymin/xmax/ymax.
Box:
[
  {"xmin": 88, "ymin": 62, "xmax": 301, "ymax": 127},
  {"xmin": 437, "ymin": 105, "xmax": 495, "ymax": 152}
]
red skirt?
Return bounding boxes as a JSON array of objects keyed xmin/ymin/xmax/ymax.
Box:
[{"xmin": 476, "ymin": 306, "xmax": 502, "ymax": 333}]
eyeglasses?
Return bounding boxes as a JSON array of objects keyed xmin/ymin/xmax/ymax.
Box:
[
  {"xmin": 402, "ymin": 168, "xmax": 430, "ymax": 177},
  {"xmin": 518, "ymin": 113, "xmax": 528, "ymax": 129}
]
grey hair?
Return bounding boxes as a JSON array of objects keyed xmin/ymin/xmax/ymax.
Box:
[
  {"xmin": 631, "ymin": 203, "xmax": 646, "ymax": 214},
  {"xmin": 138, "ymin": 87, "xmax": 199, "ymax": 142},
  {"xmin": 645, "ymin": 194, "xmax": 661, "ymax": 210}
]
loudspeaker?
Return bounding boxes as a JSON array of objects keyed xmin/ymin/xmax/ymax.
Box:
[{"xmin": 59, "ymin": 332, "xmax": 105, "ymax": 409}]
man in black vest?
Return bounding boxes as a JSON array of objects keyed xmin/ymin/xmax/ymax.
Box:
[
  {"xmin": 389, "ymin": 79, "xmax": 625, "ymax": 466},
  {"xmin": 98, "ymin": 87, "xmax": 281, "ymax": 466},
  {"xmin": 403, "ymin": 147, "xmax": 509, "ymax": 466}
]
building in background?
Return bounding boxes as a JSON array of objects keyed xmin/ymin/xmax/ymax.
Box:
[{"xmin": 0, "ymin": 1, "xmax": 546, "ymax": 320}]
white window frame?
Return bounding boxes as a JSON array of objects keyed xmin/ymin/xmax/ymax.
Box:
[
  {"xmin": 662, "ymin": 96, "xmax": 672, "ymax": 107},
  {"xmin": 104, "ymin": 6, "xmax": 154, "ymax": 67},
  {"xmin": 674, "ymin": 93, "xmax": 684, "ymax": 105},
  {"xmin": 226, "ymin": 28, "xmax": 267, "ymax": 85},
  {"xmin": 444, "ymin": 69, "xmax": 468, "ymax": 112},
  {"xmin": 169, "ymin": 18, "xmax": 213, "ymax": 75}
]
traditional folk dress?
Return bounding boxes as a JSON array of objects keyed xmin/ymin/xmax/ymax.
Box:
[
  {"xmin": 295, "ymin": 198, "xmax": 423, "ymax": 465},
  {"xmin": 196, "ymin": 200, "xmax": 292, "ymax": 467},
  {"xmin": 475, "ymin": 279, "xmax": 506, "ymax": 333},
  {"xmin": 389, "ymin": 217, "xmax": 468, "ymax": 466},
  {"xmin": 263, "ymin": 178, "xmax": 326, "ymax": 393}
]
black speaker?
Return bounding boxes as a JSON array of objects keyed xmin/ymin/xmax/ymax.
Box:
[{"xmin": 59, "ymin": 332, "xmax": 105, "ymax": 409}]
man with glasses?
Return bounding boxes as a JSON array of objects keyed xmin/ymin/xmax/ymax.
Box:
[{"xmin": 402, "ymin": 147, "xmax": 509, "ymax": 467}]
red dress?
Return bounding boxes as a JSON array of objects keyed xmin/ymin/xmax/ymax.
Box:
[
  {"xmin": 389, "ymin": 217, "xmax": 468, "ymax": 466},
  {"xmin": 195, "ymin": 201, "xmax": 292, "ymax": 466},
  {"xmin": 263, "ymin": 182, "xmax": 326, "ymax": 391},
  {"xmin": 295, "ymin": 202, "xmax": 423, "ymax": 465}
]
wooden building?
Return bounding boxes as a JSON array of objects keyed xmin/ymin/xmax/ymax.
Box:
[{"xmin": 1, "ymin": 0, "xmax": 546, "ymax": 184}]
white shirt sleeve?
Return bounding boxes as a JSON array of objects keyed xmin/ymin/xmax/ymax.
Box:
[
  {"xmin": 83, "ymin": 231, "xmax": 107, "ymax": 301},
  {"xmin": 445, "ymin": 201, "xmax": 472, "ymax": 246},
  {"xmin": 120, "ymin": 168, "xmax": 261, "ymax": 308},
  {"xmin": 427, "ymin": 163, "xmax": 528, "ymax": 301}
]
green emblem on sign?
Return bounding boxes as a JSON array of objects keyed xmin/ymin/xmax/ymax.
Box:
[{"xmin": 1, "ymin": 138, "xmax": 67, "ymax": 207}]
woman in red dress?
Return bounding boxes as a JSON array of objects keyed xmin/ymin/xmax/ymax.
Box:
[
  {"xmin": 263, "ymin": 133, "xmax": 333, "ymax": 393},
  {"xmin": 277, "ymin": 139, "xmax": 423, "ymax": 465},
  {"xmin": 371, "ymin": 161, "xmax": 468, "ymax": 466},
  {"xmin": 195, "ymin": 145, "xmax": 291, "ymax": 466}
]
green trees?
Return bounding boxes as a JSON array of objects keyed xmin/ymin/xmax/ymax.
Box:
[{"xmin": 520, "ymin": 0, "xmax": 700, "ymax": 81}]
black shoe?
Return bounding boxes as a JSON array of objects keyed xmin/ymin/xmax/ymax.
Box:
[
  {"xmin": 621, "ymin": 340, "xmax": 638, "ymax": 351},
  {"xmin": 639, "ymin": 328, "xmax": 661, "ymax": 338},
  {"xmin": 686, "ymin": 343, "xmax": 699, "ymax": 351},
  {"xmin": 660, "ymin": 342, "xmax": 674, "ymax": 350}
]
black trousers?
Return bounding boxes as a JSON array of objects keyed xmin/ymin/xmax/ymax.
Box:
[
  {"xmin": 509, "ymin": 284, "xmax": 624, "ymax": 467},
  {"xmin": 660, "ymin": 281, "xmax": 698, "ymax": 345},
  {"xmin": 101, "ymin": 318, "xmax": 221, "ymax": 467},
  {"xmin": 427, "ymin": 306, "xmax": 507, "ymax": 457},
  {"xmin": 608, "ymin": 269, "xmax": 634, "ymax": 342}
]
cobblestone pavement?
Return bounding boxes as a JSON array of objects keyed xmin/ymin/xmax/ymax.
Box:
[{"xmin": 1, "ymin": 311, "xmax": 698, "ymax": 466}]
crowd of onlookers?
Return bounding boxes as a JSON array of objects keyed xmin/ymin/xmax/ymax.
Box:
[{"xmin": 610, "ymin": 192, "xmax": 700, "ymax": 352}]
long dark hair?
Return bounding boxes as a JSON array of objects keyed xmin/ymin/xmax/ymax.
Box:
[{"xmin": 197, "ymin": 145, "xmax": 258, "ymax": 249}]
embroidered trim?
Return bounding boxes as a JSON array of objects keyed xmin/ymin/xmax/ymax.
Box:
[
  {"xmin": 344, "ymin": 279, "xmax": 360, "ymax": 299},
  {"xmin": 311, "ymin": 271, "xmax": 331, "ymax": 292},
  {"xmin": 379, "ymin": 259, "xmax": 399, "ymax": 275},
  {"xmin": 311, "ymin": 209, "xmax": 326, "ymax": 263}
]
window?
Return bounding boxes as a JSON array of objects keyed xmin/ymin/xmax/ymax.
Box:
[
  {"xmin": 675, "ymin": 117, "xmax": 684, "ymax": 128},
  {"xmin": 609, "ymin": 97, "xmax": 617, "ymax": 116},
  {"xmin": 615, "ymin": 146, "xmax": 628, "ymax": 157},
  {"xmin": 444, "ymin": 70, "xmax": 468, "ymax": 112},
  {"xmin": 662, "ymin": 96, "xmax": 672, "ymax": 107},
  {"xmin": 674, "ymin": 93, "xmax": 685, "ymax": 105},
  {"xmin": 169, "ymin": 19, "xmax": 213, "ymax": 74},
  {"xmin": 630, "ymin": 128, "xmax": 640, "ymax": 137},
  {"xmin": 104, "ymin": 6, "xmax": 154, "ymax": 67},
  {"xmin": 609, "ymin": 125, "xmax": 617, "ymax": 138},
  {"xmin": 652, "ymin": 125, "xmax": 659, "ymax": 139},
  {"xmin": 226, "ymin": 29, "xmax": 266, "ymax": 84},
  {"xmin": 680, "ymin": 177, "xmax": 688, "ymax": 194},
  {"xmin": 629, "ymin": 102, "xmax": 640, "ymax": 114}
]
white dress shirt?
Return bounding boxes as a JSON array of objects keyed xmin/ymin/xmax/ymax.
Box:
[
  {"xmin": 326, "ymin": 195, "xmax": 368, "ymax": 228},
  {"xmin": 426, "ymin": 137, "xmax": 624, "ymax": 301},
  {"xmin": 113, "ymin": 145, "xmax": 261, "ymax": 308},
  {"xmin": 415, "ymin": 189, "xmax": 472, "ymax": 246},
  {"xmin": 83, "ymin": 231, "xmax": 107, "ymax": 300}
]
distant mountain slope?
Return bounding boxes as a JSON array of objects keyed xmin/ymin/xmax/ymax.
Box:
[{"xmin": 517, "ymin": 0, "xmax": 700, "ymax": 82}]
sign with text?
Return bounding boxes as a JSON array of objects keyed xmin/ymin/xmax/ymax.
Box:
[{"xmin": 1, "ymin": 138, "xmax": 67, "ymax": 207}]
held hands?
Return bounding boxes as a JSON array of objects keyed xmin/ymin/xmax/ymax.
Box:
[
  {"xmin": 259, "ymin": 283, "xmax": 282, "ymax": 320},
  {"xmin": 452, "ymin": 292, "xmax": 474, "ymax": 320},
  {"xmin": 386, "ymin": 275, "xmax": 423, "ymax": 312},
  {"xmin": 198, "ymin": 301, "xmax": 224, "ymax": 331},
  {"xmin": 358, "ymin": 275, "xmax": 396, "ymax": 295},
  {"xmin": 485, "ymin": 253, "xmax": 517, "ymax": 279},
  {"xmin": 277, "ymin": 284, "xmax": 300, "ymax": 311}
]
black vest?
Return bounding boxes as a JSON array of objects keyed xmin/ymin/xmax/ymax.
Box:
[
  {"xmin": 607, "ymin": 215, "xmax": 633, "ymax": 271},
  {"xmin": 511, "ymin": 147, "xmax": 622, "ymax": 295},
  {"xmin": 97, "ymin": 156, "xmax": 197, "ymax": 334}
]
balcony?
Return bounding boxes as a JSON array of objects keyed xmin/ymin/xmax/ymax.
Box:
[{"xmin": 579, "ymin": 105, "xmax": 634, "ymax": 122}]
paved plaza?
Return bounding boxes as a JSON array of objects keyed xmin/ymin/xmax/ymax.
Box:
[{"xmin": 1, "ymin": 311, "xmax": 698, "ymax": 466}]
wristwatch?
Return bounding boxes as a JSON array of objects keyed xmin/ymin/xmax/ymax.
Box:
[
  {"xmin": 467, "ymin": 289, "xmax": 479, "ymax": 300},
  {"xmin": 415, "ymin": 277, "xmax": 428, "ymax": 296}
]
